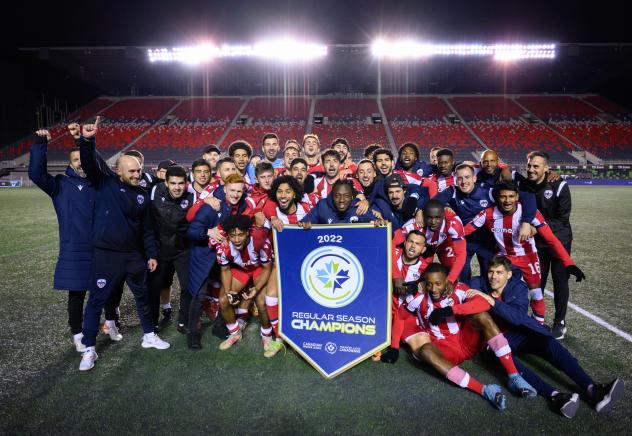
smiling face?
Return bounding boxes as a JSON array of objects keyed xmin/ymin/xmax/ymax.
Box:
[
  {"xmin": 117, "ymin": 155, "xmax": 142, "ymax": 187},
  {"xmin": 283, "ymin": 147, "xmax": 299, "ymax": 169},
  {"xmin": 374, "ymin": 152, "xmax": 393, "ymax": 177},
  {"xmin": 480, "ymin": 150, "xmax": 499, "ymax": 176},
  {"xmin": 262, "ymin": 137, "xmax": 280, "ymax": 161},
  {"xmin": 232, "ymin": 149, "xmax": 250, "ymax": 173},
  {"xmin": 456, "ymin": 166, "xmax": 476, "ymax": 194},
  {"xmin": 68, "ymin": 150, "xmax": 85, "ymax": 177},
  {"xmin": 425, "ymin": 271, "xmax": 451, "ymax": 301},
  {"xmin": 333, "ymin": 143, "xmax": 349, "ymax": 162},
  {"xmin": 437, "ymin": 154, "xmax": 454, "ymax": 176},
  {"xmin": 225, "ymin": 182, "xmax": 245, "ymax": 205},
  {"xmin": 332, "ymin": 183, "xmax": 353, "ymax": 213},
  {"xmin": 166, "ymin": 175, "xmax": 186, "ymax": 199},
  {"xmin": 487, "ymin": 264, "xmax": 512, "ymax": 293},
  {"xmin": 218, "ymin": 161, "xmax": 238, "ymax": 183},
  {"xmin": 193, "ymin": 165, "xmax": 211, "ymax": 186},
  {"xmin": 387, "ymin": 186, "xmax": 405, "ymax": 209},
  {"xmin": 526, "ymin": 156, "xmax": 548, "ymax": 184},
  {"xmin": 399, "ymin": 146, "xmax": 417, "ymax": 170},
  {"xmin": 290, "ymin": 162, "xmax": 307, "ymax": 184},
  {"xmin": 203, "ymin": 151, "xmax": 220, "ymax": 170},
  {"xmin": 496, "ymin": 189, "xmax": 519, "ymax": 214},
  {"xmin": 356, "ymin": 161, "xmax": 376, "ymax": 188},
  {"xmin": 275, "ymin": 182, "xmax": 296, "ymax": 211}
]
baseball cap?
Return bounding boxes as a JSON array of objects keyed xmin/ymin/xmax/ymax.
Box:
[{"xmin": 157, "ymin": 159, "xmax": 176, "ymax": 170}]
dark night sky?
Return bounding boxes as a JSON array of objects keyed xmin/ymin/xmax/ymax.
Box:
[{"xmin": 6, "ymin": 0, "xmax": 632, "ymax": 47}]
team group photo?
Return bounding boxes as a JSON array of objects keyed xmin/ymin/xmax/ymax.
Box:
[{"xmin": 1, "ymin": 1, "xmax": 631, "ymax": 434}]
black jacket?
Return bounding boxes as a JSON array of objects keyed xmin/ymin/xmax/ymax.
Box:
[
  {"xmin": 514, "ymin": 172, "xmax": 573, "ymax": 246},
  {"xmin": 150, "ymin": 182, "xmax": 194, "ymax": 260}
]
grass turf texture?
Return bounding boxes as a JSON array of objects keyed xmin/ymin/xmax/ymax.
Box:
[{"xmin": 0, "ymin": 186, "xmax": 630, "ymax": 435}]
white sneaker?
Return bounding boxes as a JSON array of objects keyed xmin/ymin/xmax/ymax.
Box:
[
  {"xmin": 141, "ymin": 332, "xmax": 170, "ymax": 350},
  {"xmin": 73, "ymin": 333, "xmax": 86, "ymax": 353},
  {"xmin": 103, "ymin": 323, "xmax": 123, "ymax": 342},
  {"xmin": 79, "ymin": 349, "xmax": 98, "ymax": 371}
]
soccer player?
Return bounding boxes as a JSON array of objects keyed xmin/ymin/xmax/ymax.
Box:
[
  {"xmin": 429, "ymin": 146, "xmax": 441, "ymax": 165},
  {"xmin": 216, "ymin": 161, "xmax": 275, "ymax": 214},
  {"xmin": 202, "ymin": 145, "xmax": 221, "ymax": 176},
  {"xmin": 124, "ymin": 149, "xmax": 154, "ymax": 190},
  {"xmin": 302, "ymin": 133, "xmax": 321, "ymax": 171},
  {"xmin": 261, "ymin": 133, "xmax": 283, "ymax": 168},
  {"xmin": 476, "ymin": 149, "xmax": 511, "ymax": 189},
  {"xmin": 514, "ymin": 151, "xmax": 575, "ymax": 339},
  {"xmin": 464, "ymin": 181, "xmax": 586, "ymax": 324},
  {"xmin": 363, "ymin": 143, "xmax": 382, "ymax": 160},
  {"xmin": 399, "ymin": 263, "xmax": 536, "ymax": 409},
  {"xmin": 188, "ymin": 159, "xmax": 212, "ymax": 200},
  {"xmin": 377, "ymin": 174, "xmax": 422, "ymax": 228},
  {"xmin": 394, "ymin": 200, "xmax": 467, "ymax": 284},
  {"xmin": 186, "ymin": 174, "xmax": 251, "ymax": 349},
  {"xmin": 28, "ymin": 129, "xmax": 96, "ymax": 352},
  {"xmin": 307, "ymin": 149, "xmax": 364, "ymax": 198},
  {"xmin": 77, "ymin": 117, "xmax": 169, "ymax": 371},
  {"xmin": 468, "ymin": 256, "xmax": 624, "ymax": 417},
  {"xmin": 279, "ymin": 141, "xmax": 301, "ymax": 174},
  {"xmin": 300, "ymin": 180, "xmax": 382, "ymax": 227},
  {"xmin": 428, "ymin": 148, "xmax": 456, "ymax": 192},
  {"xmin": 288, "ymin": 158, "xmax": 320, "ymax": 206},
  {"xmin": 373, "ymin": 148, "xmax": 437, "ymax": 199},
  {"xmin": 394, "ymin": 142, "xmax": 434, "ymax": 177},
  {"xmin": 216, "ymin": 215, "xmax": 273, "ymax": 352},
  {"xmin": 331, "ymin": 137, "xmax": 357, "ymax": 176},
  {"xmin": 185, "ymin": 157, "xmax": 238, "ymax": 221},
  {"xmin": 433, "ymin": 163, "xmax": 536, "ymax": 281},
  {"xmin": 380, "ymin": 230, "xmax": 433, "ymax": 364},
  {"xmin": 228, "ymin": 140, "xmax": 255, "ymax": 186},
  {"xmin": 148, "ymin": 165, "xmax": 194, "ymax": 333}
]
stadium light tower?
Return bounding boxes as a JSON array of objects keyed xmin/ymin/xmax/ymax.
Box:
[
  {"xmin": 147, "ymin": 39, "xmax": 328, "ymax": 64},
  {"xmin": 371, "ymin": 40, "xmax": 556, "ymax": 61}
]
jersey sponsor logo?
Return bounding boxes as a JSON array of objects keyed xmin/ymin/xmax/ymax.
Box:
[
  {"xmin": 301, "ymin": 245, "xmax": 364, "ymax": 308},
  {"xmin": 96, "ymin": 279, "xmax": 107, "ymax": 288},
  {"xmin": 140, "ymin": 179, "xmax": 147, "ymax": 188},
  {"xmin": 479, "ymin": 199, "xmax": 489, "ymax": 207},
  {"xmin": 180, "ymin": 199, "xmax": 189, "ymax": 209},
  {"xmin": 544, "ymin": 189, "xmax": 553, "ymax": 199},
  {"xmin": 492, "ymin": 228, "xmax": 513, "ymax": 233},
  {"xmin": 137, "ymin": 194, "xmax": 145, "ymax": 205}
]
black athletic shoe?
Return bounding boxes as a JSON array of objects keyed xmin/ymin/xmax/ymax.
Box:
[
  {"xmin": 212, "ymin": 313, "xmax": 229, "ymax": 339},
  {"xmin": 176, "ymin": 323, "xmax": 189, "ymax": 335},
  {"xmin": 591, "ymin": 378, "xmax": 625, "ymax": 413},
  {"xmin": 159, "ymin": 308, "xmax": 173, "ymax": 329},
  {"xmin": 551, "ymin": 392, "xmax": 579, "ymax": 418},
  {"xmin": 187, "ymin": 333, "xmax": 202, "ymax": 350},
  {"xmin": 552, "ymin": 320, "xmax": 567, "ymax": 340}
]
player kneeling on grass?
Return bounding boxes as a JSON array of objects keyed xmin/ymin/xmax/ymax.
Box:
[
  {"xmin": 217, "ymin": 215, "xmax": 274, "ymax": 352},
  {"xmin": 467, "ymin": 256, "xmax": 624, "ymax": 418},
  {"xmin": 399, "ymin": 263, "xmax": 537, "ymax": 410}
]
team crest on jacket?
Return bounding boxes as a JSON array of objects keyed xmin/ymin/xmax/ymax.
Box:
[
  {"xmin": 180, "ymin": 199, "xmax": 189, "ymax": 209},
  {"xmin": 479, "ymin": 199, "xmax": 489, "ymax": 207},
  {"xmin": 544, "ymin": 189, "xmax": 553, "ymax": 199},
  {"xmin": 349, "ymin": 216, "xmax": 359, "ymax": 223},
  {"xmin": 416, "ymin": 169, "xmax": 424, "ymax": 177},
  {"xmin": 140, "ymin": 179, "xmax": 147, "ymax": 188},
  {"xmin": 96, "ymin": 279, "xmax": 107, "ymax": 288},
  {"xmin": 137, "ymin": 194, "xmax": 144, "ymax": 204}
]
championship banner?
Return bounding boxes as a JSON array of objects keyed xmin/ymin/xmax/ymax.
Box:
[{"xmin": 274, "ymin": 224, "xmax": 392, "ymax": 379}]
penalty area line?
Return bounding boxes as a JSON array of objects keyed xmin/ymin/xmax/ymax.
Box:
[{"xmin": 544, "ymin": 290, "xmax": 632, "ymax": 343}]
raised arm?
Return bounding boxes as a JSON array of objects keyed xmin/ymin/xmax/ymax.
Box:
[
  {"xmin": 28, "ymin": 130, "xmax": 58, "ymax": 196},
  {"xmin": 78, "ymin": 117, "xmax": 113, "ymax": 185}
]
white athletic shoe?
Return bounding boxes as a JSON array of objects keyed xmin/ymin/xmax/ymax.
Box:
[
  {"xmin": 141, "ymin": 332, "xmax": 170, "ymax": 350},
  {"xmin": 103, "ymin": 323, "xmax": 123, "ymax": 342},
  {"xmin": 79, "ymin": 349, "xmax": 98, "ymax": 371},
  {"xmin": 73, "ymin": 333, "xmax": 86, "ymax": 353}
]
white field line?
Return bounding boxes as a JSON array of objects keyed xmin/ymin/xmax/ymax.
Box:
[{"xmin": 544, "ymin": 289, "xmax": 632, "ymax": 343}]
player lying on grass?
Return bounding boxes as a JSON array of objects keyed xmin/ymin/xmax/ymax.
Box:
[
  {"xmin": 216, "ymin": 215, "xmax": 274, "ymax": 353},
  {"xmin": 467, "ymin": 256, "xmax": 624, "ymax": 418},
  {"xmin": 464, "ymin": 181, "xmax": 585, "ymax": 324},
  {"xmin": 395, "ymin": 263, "xmax": 537, "ymax": 410}
]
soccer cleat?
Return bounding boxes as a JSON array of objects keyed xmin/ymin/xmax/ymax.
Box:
[
  {"xmin": 552, "ymin": 320, "xmax": 567, "ymax": 340},
  {"xmin": 264, "ymin": 340, "xmax": 286, "ymax": 358},
  {"xmin": 380, "ymin": 348, "xmax": 400, "ymax": 364},
  {"xmin": 79, "ymin": 349, "xmax": 98, "ymax": 371},
  {"xmin": 141, "ymin": 332, "xmax": 170, "ymax": 350},
  {"xmin": 507, "ymin": 374, "xmax": 537, "ymax": 398},
  {"xmin": 73, "ymin": 333, "xmax": 86, "ymax": 353},
  {"xmin": 262, "ymin": 334, "xmax": 273, "ymax": 351},
  {"xmin": 551, "ymin": 392, "xmax": 580, "ymax": 418},
  {"xmin": 103, "ymin": 323, "xmax": 123, "ymax": 342},
  {"xmin": 591, "ymin": 378, "xmax": 625, "ymax": 413},
  {"xmin": 219, "ymin": 331, "xmax": 242, "ymax": 350},
  {"xmin": 158, "ymin": 308, "xmax": 172, "ymax": 329},
  {"xmin": 482, "ymin": 384, "xmax": 507, "ymax": 410}
]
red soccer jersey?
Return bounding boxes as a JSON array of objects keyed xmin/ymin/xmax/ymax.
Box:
[
  {"xmin": 392, "ymin": 245, "xmax": 432, "ymax": 283},
  {"xmin": 393, "ymin": 170, "xmax": 439, "ymax": 198},
  {"xmin": 261, "ymin": 200, "xmax": 312, "ymax": 228},
  {"xmin": 465, "ymin": 204, "xmax": 574, "ymax": 266},
  {"xmin": 312, "ymin": 176, "xmax": 364, "ymax": 198},
  {"xmin": 429, "ymin": 172, "xmax": 455, "ymax": 193},
  {"xmin": 216, "ymin": 233, "xmax": 272, "ymax": 271},
  {"xmin": 412, "ymin": 282, "xmax": 490, "ymax": 340}
]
